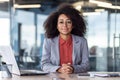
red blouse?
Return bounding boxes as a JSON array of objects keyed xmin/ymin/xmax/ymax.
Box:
[{"xmin": 59, "ymin": 35, "xmax": 73, "ymax": 66}]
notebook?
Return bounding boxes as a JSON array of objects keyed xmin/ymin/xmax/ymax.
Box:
[{"xmin": 0, "ymin": 46, "xmax": 48, "ymax": 76}]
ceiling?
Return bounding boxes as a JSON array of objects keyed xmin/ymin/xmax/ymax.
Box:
[
  {"xmin": 0, "ymin": 0, "xmax": 120, "ymax": 13},
  {"xmin": 14, "ymin": 0, "xmax": 120, "ymax": 6}
]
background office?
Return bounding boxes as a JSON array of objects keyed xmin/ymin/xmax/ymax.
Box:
[{"xmin": 0, "ymin": 0, "xmax": 120, "ymax": 72}]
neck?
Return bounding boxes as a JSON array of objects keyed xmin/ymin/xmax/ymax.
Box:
[{"xmin": 60, "ymin": 34, "xmax": 71, "ymax": 40}]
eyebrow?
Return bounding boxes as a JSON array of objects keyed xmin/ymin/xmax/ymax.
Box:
[{"xmin": 58, "ymin": 19, "xmax": 71, "ymax": 21}]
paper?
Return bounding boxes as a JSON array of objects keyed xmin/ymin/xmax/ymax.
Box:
[
  {"xmin": 89, "ymin": 72, "xmax": 120, "ymax": 77},
  {"xmin": 94, "ymin": 73, "xmax": 109, "ymax": 77}
]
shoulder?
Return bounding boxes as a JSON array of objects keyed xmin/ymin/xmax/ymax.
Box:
[
  {"xmin": 72, "ymin": 34, "xmax": 87, "ymax": 42},
  {"xmin": 44, "ymin": 36, "xmax": 59, "ymax": 43}
]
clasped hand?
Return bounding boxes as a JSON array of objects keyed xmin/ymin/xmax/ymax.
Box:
[{"xmin": 57, "ymin": 63, "xmax": 73, "ymax": 74}]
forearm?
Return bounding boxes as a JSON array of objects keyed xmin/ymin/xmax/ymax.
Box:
[
  {"xmin": 72, "ymin": 61, "xmax": 90, "ymax": 73},
  {"xmin": 41, "ymin": 62, "xmax": 60, "ymax": 72}
]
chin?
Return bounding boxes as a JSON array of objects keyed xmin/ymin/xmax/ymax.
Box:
[{"xmin": 61, "ymin": 33, "xmax": 70, "ymax": 35}]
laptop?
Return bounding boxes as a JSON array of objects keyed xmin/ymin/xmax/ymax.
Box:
[{"xmin": 0, "ymin": 46, "xmax": 48, "ymax": 76}]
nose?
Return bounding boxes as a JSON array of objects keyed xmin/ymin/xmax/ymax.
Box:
[{"xmin": 63, "ymin": 22, "xmax": 67, "ymax": 27}]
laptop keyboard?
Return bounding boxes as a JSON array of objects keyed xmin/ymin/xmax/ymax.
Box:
[{"xmin": 20, "ymin": 70, "xmax": 48, "ymax": 74}]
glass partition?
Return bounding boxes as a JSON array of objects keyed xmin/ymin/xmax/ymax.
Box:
[
  {"xmin": 10, "ymin": 1, "xmax": 48, "ymax": 69},
  {"xmin": 0, "ymin": 1, "xmax": 10, "ymax": 46},
  {"xmin": 87, "ymin": 11, "xmax": 108, "ymax": 71},
  {"xmin": 85, "ymin": 0, "xmax": 120, "ymax": 72}
]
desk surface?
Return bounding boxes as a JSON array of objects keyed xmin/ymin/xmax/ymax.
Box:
[{"xmin": 2, "ymin": 72, "xmax": 120, "ymax": 80}]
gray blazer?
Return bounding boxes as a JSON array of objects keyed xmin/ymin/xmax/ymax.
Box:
[{"xmin": 41, "ymin": 34, "xmax": 89, "ymax": 73}]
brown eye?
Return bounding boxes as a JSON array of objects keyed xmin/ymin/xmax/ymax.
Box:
[
  {"xmin": 67, "ymin": 21, "xmax": 72, "ymax": 24},
  {"xmin": 58, "ymin": 20, "xmax": 64, "ymax": 24},
  {"xmin": 67, "ymin": 20, "xmax": 72, "ymax": 25},
  {"xmin": 59, "ymin": 22, "xmax": 63, "ymax": 24}
]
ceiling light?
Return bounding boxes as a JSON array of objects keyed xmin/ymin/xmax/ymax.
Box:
[
  {"xmin": 89, "ymin": 0, "xmax": 112, "ymax": 6},
  {"xmin": 89, "ymin": 0, "xmax": 120, "ymax": 10},
  {"xmin": 113, "ymin": 6, "xmax": 120, "ymax": 9},
  {"xmin": 0, "ymin": 0, "xmax": 9, "ymax": 2},
  {"xmin": 95, "ymin": 9, "xmax": 105, "ymax": 12},
  {"xmin": 99, "ymin": 5, "xmax": 120, "ymax": 10},
  {"xmin": 0, "ymin": 0, "xmax": 9, "ymax": 3},
  {"xmin": 75, "ymin": 5, "xmax": 82, "ymax": 11},
  {"xmin": 14, "ymin": 4, "xmax": 41, "ymax": 8}
]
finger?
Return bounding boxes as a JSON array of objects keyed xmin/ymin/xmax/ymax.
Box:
[
  {"xmin": 66, "ymin": 66, "xmax": 73, "ymax": 73},
  {"xmin": 67, "ymin": 68, "xmax": 73, "ymax": 74},
  {"xmin": 61, "ymin": 65, "xmax": 73, "ymax": 73},
  {"xmin": 67, "ymin": 63, "xmax": 71, "ymax": 65},
  {"xmin": 62, "ymin": 64, "xmax": 67, "ymax": 67},
  {"xmin": 65, "ymin": 65, "xmax": 73, "ymax": 70},
  {"xmin": 64, "ymin": 69, "xmax": 72, "ymax": 74}
]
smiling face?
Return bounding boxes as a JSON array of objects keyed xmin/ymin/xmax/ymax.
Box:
[{"xmin": 57, "ymin": 14, "xmax": 73, "ymax": 37}]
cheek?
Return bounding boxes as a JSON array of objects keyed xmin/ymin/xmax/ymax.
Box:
[
  {"xmin": 68, "ymin": 26, "xmax": 73, "ymax": 30},
  {"xmin": 57, "ymin": 25, "xmax": 62, "ymax": 29},
  {"xmin": 57, "ymin": 26, "xmax": 59, "ymax": 30},
  {"xmin": 57, "ymin": 26, "xmax": 61, "ymax": 32}
]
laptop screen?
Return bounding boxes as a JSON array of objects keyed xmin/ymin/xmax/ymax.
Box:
[{"xmin": 0, "ymin": 46, "xmax": 21, "ymax": 75}]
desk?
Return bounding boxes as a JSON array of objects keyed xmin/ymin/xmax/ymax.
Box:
[{"xmin": 1, "ymin": 72, "xmax": 120, "ymax": 80}]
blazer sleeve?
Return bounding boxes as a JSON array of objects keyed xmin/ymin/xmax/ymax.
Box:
[
  {"xmin": 41, "ymin": 38, "xmax": 60, "ymax": 72},
  {"xmin": 73, "ymin": 38, "xmax": 90, "ymax": 73}
]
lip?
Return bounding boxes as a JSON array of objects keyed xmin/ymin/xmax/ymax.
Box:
[{"xmin": 62, "ymin": 30, "xmax": 68, "ymax": 32}]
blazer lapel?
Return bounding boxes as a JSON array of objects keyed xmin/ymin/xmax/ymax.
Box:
[
  {"xmin": 72, "ymin": 35, "xmax": 79, "ymax": 65},
  {"xmin": 52, "ymin": 36, "xmax": 60, "ymax": 65}
]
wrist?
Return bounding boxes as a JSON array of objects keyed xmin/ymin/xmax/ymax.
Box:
[{"xmin": 56, "ymin": 67, "xmax": 61, "ymax": 73}]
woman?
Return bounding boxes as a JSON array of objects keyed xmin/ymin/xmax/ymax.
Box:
[{"xmin": 41, "ymin": 3, "xmax": 89, "ymax": 74}]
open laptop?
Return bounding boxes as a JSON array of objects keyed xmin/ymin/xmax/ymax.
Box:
[{"xmin": 0, "ymin": 46, "xmax": 48, "ymax": 76}]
